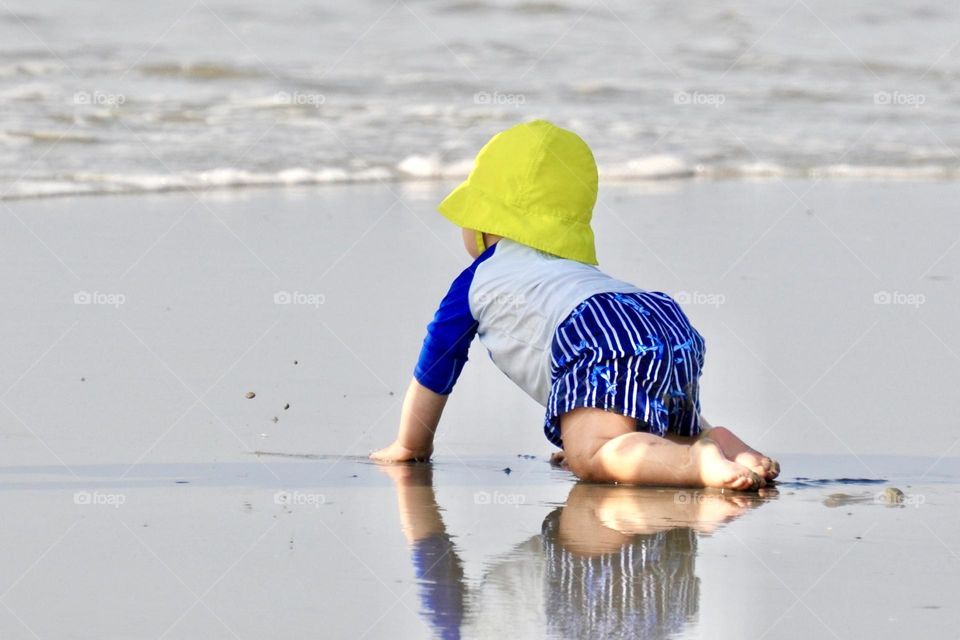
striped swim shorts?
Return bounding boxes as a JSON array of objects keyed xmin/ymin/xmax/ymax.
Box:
[{"xmin": 544, "ymin": 291, "xmax": 706, "ymax": 449}]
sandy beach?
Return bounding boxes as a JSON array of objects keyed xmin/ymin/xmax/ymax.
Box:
[
  {"xmin": 1, "ymin": 180, "xmax": 958, "ymax": 638},
  {"xmin": 3, "ymin": 0, "xmax": 960, "ymax": 635}
]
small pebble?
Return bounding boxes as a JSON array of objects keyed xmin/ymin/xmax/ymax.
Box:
[
  {"xmin": 272, "ymin": 416, "xmax": 278, "ymax": 423},
  {"xmin": 283, "ymin": 403, "xmax": 290, "ymax": 410},
  {"xmin": 245, "ymin": 391, "xmax": 256, "ymax": 399},
  {"xmin": 502, "ymin": 467, "xmax": 512, "ymax": 475},
  {"xmin": 293, "ymin": 360, "xmax": 298, "ymax": 365},
  {"xmin": 80, "ymin": 377, "xmax": 85, "ymax": 382}
]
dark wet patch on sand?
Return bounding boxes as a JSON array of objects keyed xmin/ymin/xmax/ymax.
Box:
[{"xmin": 776, "ymin": 477, "xmax": 888, "ymax": 489}]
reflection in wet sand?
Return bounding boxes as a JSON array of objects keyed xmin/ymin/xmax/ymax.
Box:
[
  {"xmin": 541, "ymin": 507, "xmax": 698, "ymax": 638},
  {"xmin": 378, "ymin": 464, "xmax": 775, "ymax": 639}
]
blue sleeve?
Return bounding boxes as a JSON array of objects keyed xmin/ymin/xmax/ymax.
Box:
[
  {"xmin": 414, "ymin": 245, "xmax": 496, "ymax": 394},
  {"xmin": 411, "ymin": 533, "xmax": 465, "ymax": 640}
]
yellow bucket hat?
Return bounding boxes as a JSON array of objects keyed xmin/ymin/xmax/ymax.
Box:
[{"xmin": 438, "ymin": 119, "xmax": 599, "ymax": 265}]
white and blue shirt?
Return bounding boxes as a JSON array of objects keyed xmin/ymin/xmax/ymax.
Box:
[{"xmin": 414, "ymin": 239, "xmax": 642, "ymax": 404}]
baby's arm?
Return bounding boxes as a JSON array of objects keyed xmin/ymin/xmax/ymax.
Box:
[
  {"xmin": 370, "ymin": 379, "xmax": 447, "ymax": 461},
  {"xmin": 370, "ymin": 258, "xmax": 484, "ymax": 463},
  {"xmin": 375, "ymin": 462, "xmax": 467, "ymax": 633}
]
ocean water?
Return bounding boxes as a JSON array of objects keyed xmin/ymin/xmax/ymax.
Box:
[{"xmin": 1, "ymin": 0, "xmax": 959, "ymax": 199}]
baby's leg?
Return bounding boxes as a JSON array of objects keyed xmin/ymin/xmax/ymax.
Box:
[{"xmin": 559, "ymin": 408, "xmax": 763, "ymax": 490}]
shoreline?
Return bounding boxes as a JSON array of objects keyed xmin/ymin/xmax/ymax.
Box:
[{"xmin": 5, "ymin": 169, "xmax": 960, "ymax": 204}]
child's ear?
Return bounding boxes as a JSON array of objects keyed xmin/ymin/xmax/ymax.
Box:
[{"xmin": 461, "ymin": 227, "xmax": 479, "ymax": 258}]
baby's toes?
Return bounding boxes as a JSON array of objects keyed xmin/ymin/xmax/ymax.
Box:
[
  {"xmin": 737, "ymin": 452, "xmax": 779, "ymax": 480},
  {"xmin": 767, "ymin": 459, "xmax": 781, "ymax": 479},
  {"xmin": 756, "ymin": 457, "xmax": 780, "ymax": 480},
  {"xmin": 729, "ymin": 469, "xmax": 764, "ymax": 492},
  {"xmin": 754, "ymin": 460, "xmax": 777, "ymax": 480}
]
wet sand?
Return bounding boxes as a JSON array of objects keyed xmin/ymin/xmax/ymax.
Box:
[
  {"xmin": 1, "ymin": 454, "xmax": 957, "ymax": 638},
  {"xmin": 1, "ymin": 180, "xmax": 959, "ymax": 638}
]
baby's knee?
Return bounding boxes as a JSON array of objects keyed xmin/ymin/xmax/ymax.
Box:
[
  {"xmin": 558, "ymin": 429, "xmax": 601, "ymax": 481},
  {"xmin": 563, "ymin": 446, "xmax": 601, "ymax": 481},
  {"xmin": 559, "ymin": 408, "xmax": 631, "ymax": 481}
]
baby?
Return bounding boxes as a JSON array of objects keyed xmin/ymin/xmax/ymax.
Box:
[{"xmin": 371, "ymin": 119, "xmax": 779, "ymax": 490}]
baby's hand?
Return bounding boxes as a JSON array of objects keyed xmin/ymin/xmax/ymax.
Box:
[{"xmin": 369, "ymin": 441, "xmax": 433, "ymax": 463}]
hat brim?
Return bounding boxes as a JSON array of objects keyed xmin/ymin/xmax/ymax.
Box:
[{"xmin": 438, "ymin": 181, "xmax": 598, "ymax": 265}]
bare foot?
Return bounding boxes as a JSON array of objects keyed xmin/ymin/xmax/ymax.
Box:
[
  {"xmin": 691, "ymin": 438, "xmax": 763, "ymax": 491},
  {"xmin": 707, "ymin": 426, "xmax": 780, "ymax": 481}
]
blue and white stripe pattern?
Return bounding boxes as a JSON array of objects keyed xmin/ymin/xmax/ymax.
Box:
[
  {"xmin": 540, "ymin": 509, "xmax": 700, "ymax": 639},
  {"xmin": 544, "ymin": 291, "xmax": 706, "ymax": 449},
  {"xmin": 541, "ymin": 507, "xmax": 700, "ymax": 638}
]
